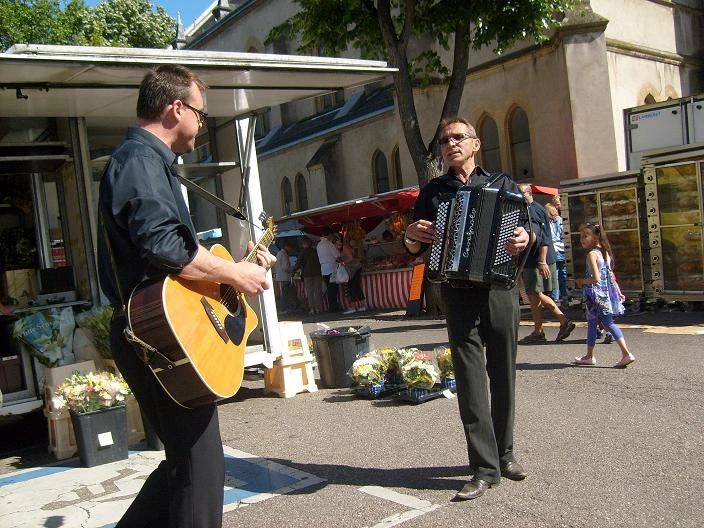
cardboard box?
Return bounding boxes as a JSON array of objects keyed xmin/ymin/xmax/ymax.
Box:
[
  {"xmin": 0, "ymin": 354, "xmax": 23, "ymax": 393},
  {"xmin": 2, "ymin": 268, "xmax": 38, "ymax": 307}
]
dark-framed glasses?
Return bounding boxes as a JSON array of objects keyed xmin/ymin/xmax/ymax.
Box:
[
  {"xmin": 182, "ymin": 102, "xmax": 208, "ymax": 127},
  {"xmin": 439, "ymin": 133, "xmax": 475, "ymax": 146}
]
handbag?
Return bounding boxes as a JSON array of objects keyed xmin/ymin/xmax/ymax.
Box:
[{"xmin": 333, "ymin": 263, "xmax": 350, "ymax": 284}]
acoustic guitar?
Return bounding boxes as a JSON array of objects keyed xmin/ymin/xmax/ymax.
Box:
[{"xmin": 127, "ymin": 217, "xmax": 276, "ymax": 408}]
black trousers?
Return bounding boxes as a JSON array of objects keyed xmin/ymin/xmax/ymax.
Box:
[
  {"xmin": 110, "ymin": 317, "xmax": 224, "ymax": 528},
  {"xmin": 323, "ymin": 273, "xmax": 340, "ymax": 311},
  {"xmin": 442, "ymin": 284, "xmax": 519, "ymax": 484}
]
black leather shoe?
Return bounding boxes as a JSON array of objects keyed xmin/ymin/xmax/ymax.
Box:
[
  {"xmin": 500, "ymin": 460, "xmax": 528, "ymax": 481},
  {"xmin": 452, "ymin": 477, "xmax": 491, "ymax": 501}
]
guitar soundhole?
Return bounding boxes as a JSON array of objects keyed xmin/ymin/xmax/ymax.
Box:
[
  {"xmin": 220, "ymin": 285, "xmax": 241, "ymax": 313},
  {"xmin": 220, "ymin": 285, "xmax": 246, "ymax": 345}
]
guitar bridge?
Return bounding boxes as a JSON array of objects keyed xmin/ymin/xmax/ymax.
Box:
[{"xmin": 200, "ymin": 297, "xmax": 230, "ymax": 343}]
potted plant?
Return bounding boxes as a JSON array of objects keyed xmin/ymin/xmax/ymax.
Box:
[{"xmin": 54, "ymin": 370, "xmax": 131, "ymax": 467}]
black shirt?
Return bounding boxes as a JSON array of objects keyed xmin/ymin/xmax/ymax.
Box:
[
  {"xmin": 98, "ymin": 127, "xmax": 199, "ymax": 307},
  {"xmin": 294, "ymin": 246, "xmax": 322, "ymax": 278},
  {"xmin": 523, "ymin": 201, "xmax": 556, "ymax": 268},
  {"xmin": 411, "ymin": 166, "xmax": 537, "ymax": 255}
]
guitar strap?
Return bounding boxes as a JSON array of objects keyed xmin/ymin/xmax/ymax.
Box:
[{"xmin": 99, "ymin": 210, "xmax": 174, "ymax": 371}]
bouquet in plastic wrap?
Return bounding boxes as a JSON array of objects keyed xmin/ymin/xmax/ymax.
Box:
[
  {"xmin": 388, "ymin": 347, "xmax": 416, "ymax": 374},
  {"xmin": 435, "ymin": 346, "xmax": 455, "ymax": 379},
  {"xmin": 386, "ymin": 347, "xmax": 418, "ymax": 385},
  {"xmin": 401, "ymin": 350, "xmax": 439, "ymax": 389},
  {"xmin": 75, "ymin": 305, "xmax": 114, "ymax": 359},
  {"xmin": 350, "ymin": 351, "xmax": 387, "ymax": 386}
]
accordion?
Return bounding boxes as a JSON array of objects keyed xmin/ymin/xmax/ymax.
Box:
[{"xmin": 426, "ymin": 183, "xmax": 530, "ymax": 289}]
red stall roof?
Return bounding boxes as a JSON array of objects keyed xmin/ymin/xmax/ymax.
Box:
[
  {"xmin": 277, "ymin": 187, "xmax": 419, "ymax": 233},
  {"xmin": 531, "ymin": 184, "xmax": 558, "ymax": 195}
]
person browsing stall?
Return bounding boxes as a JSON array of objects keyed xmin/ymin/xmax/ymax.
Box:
[
  {"xmin": 403, "ymin": 117, "xmax": 536, "ymax": 501},
  {"xmin": 293, "ymin": 236, "xmax": 324, "ymax": 315},
  {"xmin": 98, "ymin": 64, "xmax": 275, "ymax": 528},
  {"xmin": 316, "ymin": 228, "xmax": 342, "ymax": 312}
]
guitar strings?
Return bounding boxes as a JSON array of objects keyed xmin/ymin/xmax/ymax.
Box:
[{"xmin": 219, "ymin": 230, "xmax": 276, "ymax": 308}]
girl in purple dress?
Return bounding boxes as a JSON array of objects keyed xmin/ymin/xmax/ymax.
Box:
[{"xmin": 574, "ymin": 224, "xmax": 635, "ymax": 368}]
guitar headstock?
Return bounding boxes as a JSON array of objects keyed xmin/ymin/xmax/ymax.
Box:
[{"xmin": 257, "ymin": 212, "xmax": 276, "ymax": 247}]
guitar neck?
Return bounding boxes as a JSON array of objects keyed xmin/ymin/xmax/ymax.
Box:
[{"xmin": 244, "ymin": 229, "xmax": 275, "ymax": 263}]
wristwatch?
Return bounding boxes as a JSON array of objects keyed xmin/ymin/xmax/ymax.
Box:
[{"xmin": 404, "ymin": 233, "xmax": 419, "ymax": 245}]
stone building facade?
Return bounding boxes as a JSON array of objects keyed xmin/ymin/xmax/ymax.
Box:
[{"xmin": 179, "ymin": 0, "xmax": 703, "ymax": 218}]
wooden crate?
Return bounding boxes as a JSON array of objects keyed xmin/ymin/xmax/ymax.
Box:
[
  {"xmin": 264, "ymin": 321, "xmax": 318, "ymax": 398},
  {"xmin": 44, "ymin": 407, "xmax": 77, "ymax": 460}
]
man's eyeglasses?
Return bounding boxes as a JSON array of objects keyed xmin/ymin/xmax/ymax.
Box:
[
  {"xmin": 439, "ymin": 133, "xmax": 475, "ymax": 146},
  {"xmin": 182, "ymin": 102, "xmax": 208, "ymax": 127}
]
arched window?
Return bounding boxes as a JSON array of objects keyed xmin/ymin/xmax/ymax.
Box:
[
  {"xmin": 295, "ymin": 173, "xmax": 308, "ymax": 211},
  {"xmin": 373, "ymin": 150, "xmax": 389, "ymax": 193},
  {"xmin": 509, "ymin": 107, "xmax": 533, "ymax": 181},
  {"xmin": 391, "ymin": 146, "xmax": 402, "ymax": 189},
  {"xmin": 281, "ymin": 177, "xmax": 294, "ymax": 215},
  {"xmin": 478, "ymin": 116, "xmax": 501, "ymax": 171}
]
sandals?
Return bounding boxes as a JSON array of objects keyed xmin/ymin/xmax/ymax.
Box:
[
  {"xmin": 573, "ymin": 356, "xmax": 596, "ymax": 366},
  {"xmin": 613, "ymin": 354, "xmax": 636, "ymax": 369},
  {"xmin": 556, "ymin": 321, "xmax": 576, "ymax": 342}
]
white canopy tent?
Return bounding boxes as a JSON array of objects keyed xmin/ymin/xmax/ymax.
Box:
[
  {"xmin": 0, "ymin": 45, "xmax": 393, "ymax": 391},
  {"xmin": 0, "ymin": 44, "xmax": 393, "ymax": 119}
]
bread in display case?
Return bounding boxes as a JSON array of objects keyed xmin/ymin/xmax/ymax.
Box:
[
  {"xmin": 656, "ymin": 163, "xmax": 701, "ymax": 226},
  {"xmin": 661, "ymin": 226, "xmax": 703, "ymax": 291},
  {"xmin": 599, "ymin": 189, "xmax": 638, "ymax": 231}
]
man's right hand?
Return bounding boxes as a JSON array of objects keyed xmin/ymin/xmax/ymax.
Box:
[
  {"xmin": 231, "ymin": 261, "xmax": 270, "ymax": 295},
  {"xmin": 405, "ymin": 219, "xmax": 437, "ymax": 244}
]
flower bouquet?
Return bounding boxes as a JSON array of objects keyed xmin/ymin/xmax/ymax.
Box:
[
  {"xmin": 75, "ymin": 305, "xmax": 114, "ymax": 359},
  {"xmin": 401, "ymin": 350, "xmax": 439, "ymax": 390},
  {"xmin": 54, "ymin": 370, "xmax": 131, "ymax": 414},
  {"xmin": 435, "ymin": 346, "xmax": 454, "ymax": 379},
  {"xmin": 12, "ymin": 307, "xmax": 76, "ymax": 366},
  {"xmin": 387, "ymin": 347, "xmax": 418, "ymax": 383},
  {"xmin": 350, "ymin": 352, "xmax": 386, "ymax": 386}
]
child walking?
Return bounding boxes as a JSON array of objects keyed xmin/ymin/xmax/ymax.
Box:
[{"xmin": 574, "ymin": 223, "xmax": 635, "ymax": 368}]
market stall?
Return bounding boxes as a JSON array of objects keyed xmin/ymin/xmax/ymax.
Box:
[
  {"xmin": 278, "ymin": 187, "xmax": 422, "ymax": 311},
  {"xmin": 0, "ymin": 44, "xmax": 393, "ymax": 418}
]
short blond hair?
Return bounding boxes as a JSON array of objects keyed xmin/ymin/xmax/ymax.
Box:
[{"xmin": 545, "ymin": 202, "xmax": 559, "ymax": 220}]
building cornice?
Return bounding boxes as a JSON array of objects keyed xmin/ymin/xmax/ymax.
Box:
[
  {"xmin": 606, "ymin": 38, "xmax": 703, "ymax": 68},
  {"xmin": 646, "ymin": 0, "xmax": 704, "ymax": 16}
]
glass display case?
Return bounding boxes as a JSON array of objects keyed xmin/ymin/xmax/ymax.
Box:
[
  {"xmin": 566, "ymin": 185, "xmax": 643, "ymax": 293},
  {"xmin": 655, "ymin": 161, "xmax": 704, "ymax": 292}
]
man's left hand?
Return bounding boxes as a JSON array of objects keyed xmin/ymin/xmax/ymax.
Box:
[
  {"xmin": 506, "ymin": 226, "xmax": 530, "ymax": 256},
  {"xmin": 246, "ymin": 241, "xmax": 276, "ymax": 270}
]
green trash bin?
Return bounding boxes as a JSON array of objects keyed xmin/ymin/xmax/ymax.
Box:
[{"xmin": 310, "ymin": 326, "xmax": 371, "ymax": 388}]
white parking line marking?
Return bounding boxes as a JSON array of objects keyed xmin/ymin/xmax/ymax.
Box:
[{"xmin": 358, "ymin": 485, "xmax": 442, "ymax": 528}]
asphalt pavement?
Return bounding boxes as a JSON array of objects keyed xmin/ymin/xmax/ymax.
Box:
[{"xmin": 1, "ymin": 303, "xmax": 703, "ymax": 528}]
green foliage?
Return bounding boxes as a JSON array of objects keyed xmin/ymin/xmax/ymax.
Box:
[
  {"xmin": 87, "ymin": 0, "xmax": 175, "ymax": 48},
  {"xmin": 269, "ymin": 0, "xmax": 576, "ymax": 85},
  {"xmin": 0, "ymin": 0, "xmax": 175, "ymax": 51}
]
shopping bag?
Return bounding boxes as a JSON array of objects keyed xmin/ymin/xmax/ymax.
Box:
[{"xmin": 334, "ymin": 263, "xmax": 350, "ymax": 284}]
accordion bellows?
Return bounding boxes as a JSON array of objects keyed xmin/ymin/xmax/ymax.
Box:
[{"xmin": 427, "ymin": 183, "xmax": 530, "ymax": 289}]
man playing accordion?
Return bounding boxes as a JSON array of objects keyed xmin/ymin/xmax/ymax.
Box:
[{"xmin": 403, "ymin": 117, "xmax": 539, "ymax": 501}]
